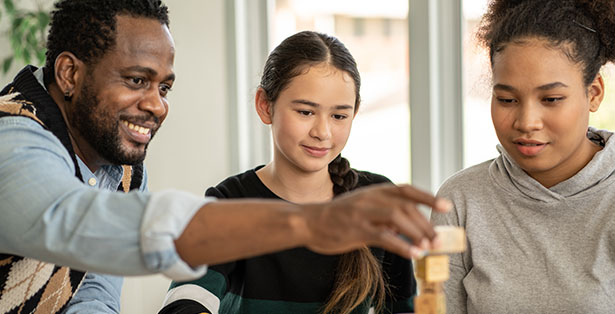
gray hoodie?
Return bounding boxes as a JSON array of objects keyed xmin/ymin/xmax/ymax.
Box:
[{"xmin": 432, "ymin": 128, "xmax": 615, "ymax": 314}]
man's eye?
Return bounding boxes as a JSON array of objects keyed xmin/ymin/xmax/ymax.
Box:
[
  {"xmin": 297, "ymin": 110, "xmax": 312, "ymax": 116},
  {"xmin": 129, "ymin": 77, "xmax": 145, "ymax": 86},
  {"xmin": 160, "ymin": 84, "xmax": 172, "ymax": 95},
  {"xmin": 333, "ymin": 114, "xmax": 347, "ymax": 120}
]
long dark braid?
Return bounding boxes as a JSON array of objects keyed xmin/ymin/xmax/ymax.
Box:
[
  {"xmin": 325, "ymin": 153, "xmax": 387, "ymax": 314},
  {"xmin": 328, "ymin": 154, "xmax": 358, "ymax": 196}
]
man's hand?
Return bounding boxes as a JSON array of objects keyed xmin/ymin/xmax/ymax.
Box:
[{"xmin": 298, "ymin": 183, "xmax": 451, "ymax": 259}]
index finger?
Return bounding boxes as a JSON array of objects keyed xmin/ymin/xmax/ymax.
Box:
[
  {"xmin": 365, "ymin": 225, "xmax": 413, "ymax": 259},
  {"xmin": 395, "ymin": 184, "xmax": 452, "ymax": 213}
]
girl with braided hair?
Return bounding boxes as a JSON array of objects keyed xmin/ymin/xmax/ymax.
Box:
[
  {"xmin": 159, "ymin": 31, "xmax": 417, "ymax": 314},
  {"xmin": 431, "ymin": 0, "xmax": 615, "ymax": 313}
]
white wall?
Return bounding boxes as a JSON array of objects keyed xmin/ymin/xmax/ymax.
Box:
[
  {"xmin": 0, "ymin": 0, "xmax": 232, "ymax": 313},
  {"xmin": 122, "ymin": 0, "xmax": 231, "ymax": 313}
]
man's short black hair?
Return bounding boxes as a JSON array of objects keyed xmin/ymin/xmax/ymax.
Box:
[{"xmin": 44, "ymin": 0, "xmax": 169, "ymax": 82}]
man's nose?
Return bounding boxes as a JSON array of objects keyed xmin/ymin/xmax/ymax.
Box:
[{"xmin": 140, "ymin": 87, "xmax": 168, "ymax": 119}]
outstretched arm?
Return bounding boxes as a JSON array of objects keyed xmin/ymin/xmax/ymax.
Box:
[
  {"xmin": 0, "ymin": 117, "xmax": 448, "ymax": 278},
  {"xmin": 175, "ymin": 183, "xmax": 451, "ymax": 267}
]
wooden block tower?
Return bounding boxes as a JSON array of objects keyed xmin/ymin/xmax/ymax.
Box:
[{"xmin": 414, "ymin": 226, "xmax": 466, "ymax": 314}]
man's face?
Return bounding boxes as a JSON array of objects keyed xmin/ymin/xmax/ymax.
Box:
[{"xmin": 68, "ymin": 15, "xmax": 175, "ymax": 165}]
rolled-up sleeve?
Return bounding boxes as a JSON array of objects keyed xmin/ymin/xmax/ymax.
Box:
[
  {"xmin": 141, "ymin": 190, "xmax": 212, "ymax": 280},
  {"xmin": 0, "ymin": 116, "xmax": 210, "ymax": 280}
]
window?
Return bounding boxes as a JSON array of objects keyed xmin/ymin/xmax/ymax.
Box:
[
  {"xmin": 353, "ymin": 17, "xmax": 365, "ymax": 37},
  {"xmin": 462, "ymin": 0, "xmax": 498, "ymax": 168},
  {"xmin": 590, "ymin": 64, "xmax": 615, "ymax": 130},
  {"xmin": 382, "ymin": 18, "xmax": 392, "ymax": 37}
]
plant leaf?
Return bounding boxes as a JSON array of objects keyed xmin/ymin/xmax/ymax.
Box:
[
  {"xmin": 1, "ymin": 0, "xmax": 50, "ymax": 69},
  {"xmin": 37, "ymin": 11, "xmax": 49, "ymax": 29},
  {"xmin": 2, "ymin": 57, "xmax": 13, "ymax": 74},
  {"xmin": 23, "ymin": 47, "xmax": 31, "ymax": 64},
  {"xmin": 3, "ymin": 0, "xmax": 15, "ymax": 15},
  {"xmin": 35, "ymin": 49, "xmax": 46, "ymax": 66},
  {"xmin": 11, "ymin": 15, "xmax": 22, "ymax": 30}
]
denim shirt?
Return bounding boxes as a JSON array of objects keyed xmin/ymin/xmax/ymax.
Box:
[{"xmin": 0, "ymin": 116, "xmax": 209, "ymax": 313}]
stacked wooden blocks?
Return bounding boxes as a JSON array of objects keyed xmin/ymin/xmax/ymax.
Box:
[{"xmin": 414, "ymin": 226, "xmax": 466, "ymax": 314}]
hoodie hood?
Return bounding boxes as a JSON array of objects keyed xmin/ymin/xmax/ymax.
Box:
[{"xmin": 489, "ymin": 127, "xmax": 615, "ymax": 201}]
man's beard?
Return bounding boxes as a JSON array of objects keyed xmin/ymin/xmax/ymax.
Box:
[{"xmin": 69, "ymin": 82, "xmax": 157, "ymax": 165}]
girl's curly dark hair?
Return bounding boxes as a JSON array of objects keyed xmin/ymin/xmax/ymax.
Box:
[{"xmin": 478, "ymin": 0, "xmax": 615, "ymax": 86}]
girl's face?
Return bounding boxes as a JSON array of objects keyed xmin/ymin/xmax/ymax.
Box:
[
  {"xmin": 264, "ymin": 64, "xmax": 356, "ymax": 174},
  {"xmin": 490, "ymin": 38, "xmax": 603, "ymax": 187}
]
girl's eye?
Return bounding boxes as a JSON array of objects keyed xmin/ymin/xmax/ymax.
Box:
[
  {"xmin": 496, "ymin": 97, "xmax": 516, "ymax": 104},
  {"xmin": 297, "ymin": 110, "xmax": 313, "ymax": 116},
  {"xmin": 543, "ymin": 97, "xmax": 563, "ymax": 103},
  {"xmin": 333, "ymin": 114, "xmax": 347, "ymax": 120}
]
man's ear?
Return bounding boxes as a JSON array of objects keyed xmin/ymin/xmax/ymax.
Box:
[
  {"xmin": 255, "ymin": 88, "xmax": 273, "ymax": 125},
  {"xmin": 588, "ymin": 73, "xmax": 605, "ymax": 113},
  {"xmin": 54, "ymin": 52, "xmax": 84, "ymax": 100}
]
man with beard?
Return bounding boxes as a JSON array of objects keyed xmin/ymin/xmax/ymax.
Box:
[{"xmin": 0, "ymin": 0, "xmax": 451, "ymax": 313}]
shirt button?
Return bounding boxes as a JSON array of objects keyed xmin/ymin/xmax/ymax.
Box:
[{"xmin": 88, "ymin": 177, "xmax": 97, "ymax": 186}]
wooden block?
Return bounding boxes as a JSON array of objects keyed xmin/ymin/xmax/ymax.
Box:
[
  {"xmin": 414, "ymin": 292, "xmax": 446, "ymax": 314},
  {"xmin": 419, "ymin": 280, "xmax": 443, "ymax": 294},
  {"xmin": 430, "ymin": 226, "xmax": 466, "ymax": 254},
  {"xmin": 416, "ymin": 255, "xmax": 449, "ymax": 282}
]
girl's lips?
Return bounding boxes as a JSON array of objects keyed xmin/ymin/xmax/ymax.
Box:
[
  {"xmin": 302, "ymin": 145, "xmax": 329, "ymax": 157},
  {"xmin": 515, "ymin": 142, "xmax": 547, "ymax": 157}
]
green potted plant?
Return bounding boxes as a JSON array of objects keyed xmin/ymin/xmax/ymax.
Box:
[{"xmin": 1, "ymin": 0, "xmax": 50, "ymax": 73}]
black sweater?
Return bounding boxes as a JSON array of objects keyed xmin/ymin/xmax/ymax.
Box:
[{"xmin": 160, "ymin": 166, "xmax": 417, "ymax": 314}]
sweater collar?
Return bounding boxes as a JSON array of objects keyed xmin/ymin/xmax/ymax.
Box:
[{"xmin": 491, "ymin": 128, "xmax": 615, "ymax": 201}]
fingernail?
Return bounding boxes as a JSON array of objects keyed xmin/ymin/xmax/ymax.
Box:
[
  {"xmin": 409, "ymin": 246, "xmax": 420, "ymax": 258},
  {"xmin": 435, "ymin": 198, "xmax": 453, "ymax": 211},
  {"xmin": 420, "ymin": 238, "xmax": 430, "ymax": 250},
  {"xmin": 410, "ymin": 246, "xmax": 427, "ymax": 259},
  {"xmin": 432, "ymin": 236, "xmax": 442, "ymax": 249}
]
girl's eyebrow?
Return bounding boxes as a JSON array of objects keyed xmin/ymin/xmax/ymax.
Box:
[
  {"xmin": 493, "ymin": 83, "xmax": 516, "ymax": 92},
  {"xmin": 493, "ymin": 82, "xmax": 568, "ymax": 92},
  {"xmin": 536, "ymin": 82, "xmax": 568, "ymax": 90},
  {"xmin": 292, "ymin": 99, "xmax": 353, "ymax": 110}
]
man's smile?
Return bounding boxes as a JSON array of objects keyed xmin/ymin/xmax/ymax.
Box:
[{"xmin": 121, "ymin": 119, "xmax": 153, "ymax": 143}]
